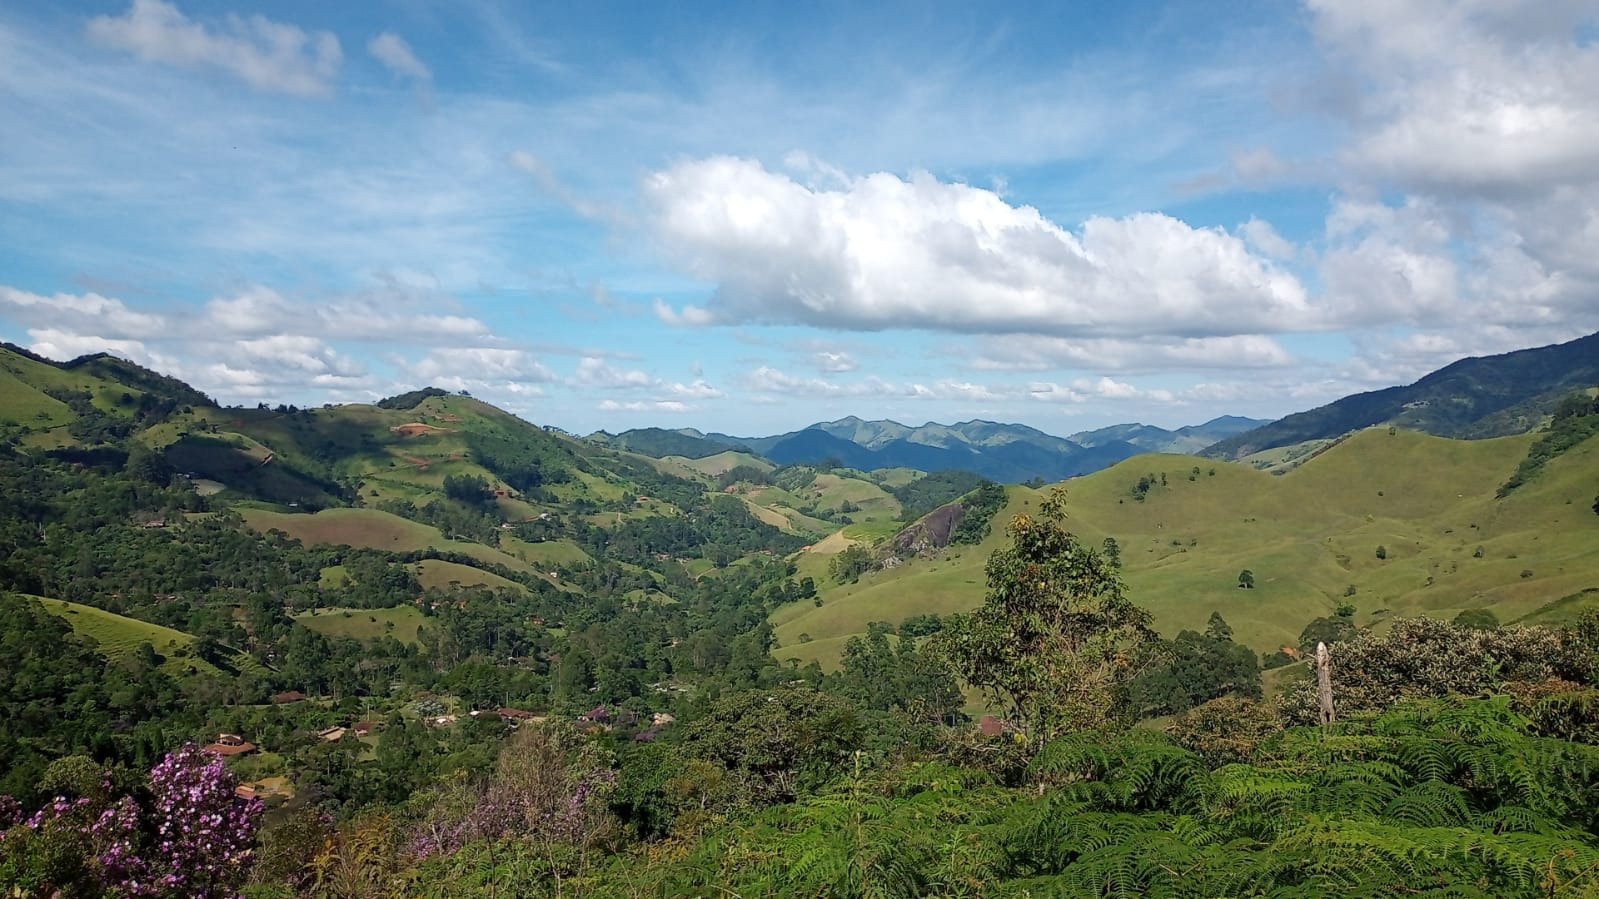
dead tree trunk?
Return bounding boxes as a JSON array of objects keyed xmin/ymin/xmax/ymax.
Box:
[{"xmin": 1315, "ymin": 641, "xmax": 1336, "ymax": 725}]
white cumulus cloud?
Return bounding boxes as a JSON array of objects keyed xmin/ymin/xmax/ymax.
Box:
[
  {"xmin": 644, "ymin": 156, "xmax": 1311, "ymax": 339},
  {"xmin": 1309, "ymin": 0, "xmax": 1599, "ymax": 193}
]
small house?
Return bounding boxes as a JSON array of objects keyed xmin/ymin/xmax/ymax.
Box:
[{"xmin": 203, "ymin": 733, "xmax": 257, "ymax": 756}]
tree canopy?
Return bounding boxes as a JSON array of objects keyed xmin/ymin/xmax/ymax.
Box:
[{"xmin": 942, "ymin": 488, "xmax": 1157, "ymax": 741}]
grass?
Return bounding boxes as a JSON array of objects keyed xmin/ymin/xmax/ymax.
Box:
[
  {"xmin": 296, "ymin": 605, "xmax": 430, "ymax": 644},
  {"xmin": 0, "ymin": 367, "xmax": 73, "ymax": 426},
  {"xmin": 738, "ymin": 496, "xmax": 796, "ymax": 531},
  {"xmin": 873, "ymin": 468, "xmax": 924, "ymax": 488},
  {"xmin": 804, "ymin": 473, "xmax": 900, "ymax": 513},
  {"xmin": 771, "ymin": 487, "xmax": 1042, "ymax": 649},
  {"xmin": 239, "ymin": 507, "xmax": 533, "ymax": 572},
  {"xmin": 501, "ymin": 536, "xmax": 591, "ymax": 567},
  {"xmin": 671, "ymin": 451, "xmax": 773, "ymax": 477},
  {"xmin": 770, "ymin": 428, "xmax": 1599, "ymax": 668},
  {"xmin": 242, "ymin": 507, "xmax": 439, "ymax": 550},
  {"xmin": 0, "ymin": 347, "xmax": 146, "ymax": 429},
  {"xmin": 774, "ymin": 634, "xmax": 869, "ymax": 673},
  {"xmin": 414, "ymin": 559, "xmax": 528, "ymax": 594},
  {"xmin": 35, "ymin": 596, "xmax": 230, "ymax": 678}
]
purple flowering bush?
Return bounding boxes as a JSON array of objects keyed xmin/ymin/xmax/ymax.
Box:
[
  {"xmin": 0, "ymin": 795, "xmax": 22, "ymax": 830},
  {"xmin": 0, "ymin": 744, "xmax": 262, "ymax": 898}
]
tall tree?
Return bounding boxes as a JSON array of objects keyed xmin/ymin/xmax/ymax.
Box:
[{"xmin": 942, "ymin": 488, "xmax": 1157, "ymax": 741}]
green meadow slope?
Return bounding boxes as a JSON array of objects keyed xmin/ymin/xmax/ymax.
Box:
[
  {"xmin": 240, "ymin": 507, "xmax": 539, "ymax": 575},
  {"xmin": 774, "ymin": 427, "xmax": 1599, "ymax": 669},
  {"xmin": 33, "ymin": 597, "xmax": 265, "ymax": 678}
]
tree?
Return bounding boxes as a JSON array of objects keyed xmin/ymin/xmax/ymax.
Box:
[
  {"xmin": 828, "ymin": 544, "xmax": 873, "ymax": 584},
  {"xmin": 1237, "ymin": 569, "xmax": 1255, "ymax": 589},
  {"xmin": 835, "ymin": 626, "xmax": 961, "ymax": 723},
  {"xmin": 1375, "ymin": 545, "xmax": 1388, "ymax": 560},
  {"xmin": 1297, "ymin": 614, "xmax": 1359, "ymax": 657},
  {"xmin": 442, "ymin": 473, "xmax": 493, "ymax": 505},
  {"xmin": 1205, "ymin": 611, "xmax": 1233, "ymax": 641},
  {"xmin": 1452, "ymin": 608, "xmax": 1500, "ymax": 631},
  {"xmin": 942, "ymin": 488, "xmax": 1158, "ymax": 741},
  {"xmin": 1128, "ymin": 614, "xmax": 1261, "ymax": 717},
  {"xmin": 680, "ymin": 686, "xmax": 863, "ymax": 804}
]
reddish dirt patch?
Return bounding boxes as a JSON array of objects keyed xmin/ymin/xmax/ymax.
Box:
[
  {"xmin": 391, "ymin": 422, "xmax": 451, "ymax": 437},
  {"xmin": 399, "ymin": 454, "xmax": 431, "ymax": 469}
]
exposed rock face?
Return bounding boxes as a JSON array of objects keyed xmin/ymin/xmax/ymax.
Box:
[{"xmin": 886, "ymin": 501, "xmax": 965, "ymax": 559}]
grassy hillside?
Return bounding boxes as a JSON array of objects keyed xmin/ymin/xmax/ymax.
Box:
[
  {"xmin": 774, "ymin": 428, "xmax": 1599, "ymax": 667},
  {"xmin": 671, "ymin": 451, "xmax": 774, "ymax": 477},
  {"xmin": 0, "ymin": 345, "xmax": 181, "ymax": 432},
  {"xmin": 414, "ymin": 559, "xmax": 528, "ymax": 594},
  {"xmin": 240, "ymin": 507, "xmax": 534, "ymax": 574},
  {"xmin": 295, "ymin": 605, "xmax": 430, "ymax": 644},
  {"xmin": 774, "ymin": 486, "xmax": 1044, "ymax": 667},
  {"xmin": 36, "ymin": 596, "xmax": 233, "ymax": 678}
]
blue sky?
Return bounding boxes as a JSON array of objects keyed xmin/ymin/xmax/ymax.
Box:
[{"xmin": 2, "ymin": 0, "xmax": 1596, "ymax": 437}]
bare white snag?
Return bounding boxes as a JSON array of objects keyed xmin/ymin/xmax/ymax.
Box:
[{"xmin": 1315, "ymin": 641, "xmax": 1336, "ymax": 725}]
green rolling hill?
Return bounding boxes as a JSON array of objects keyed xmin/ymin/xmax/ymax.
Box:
[
  {"xmin": 775, "ymin": 426, "xmax": 1599, "ymax": 669},
  {"xmin": 6, "ymin": 339, "xmax": 1598, "ymax": 681}
]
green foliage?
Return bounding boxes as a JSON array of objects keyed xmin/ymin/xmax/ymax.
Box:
[
  {"xmin": 442, "ymin": 473, "xmax": 494, "ymax": 505},
  {"xmin": 897, "ymin": 613, "xmax": 943, "ymax": 638},
  {"xmin": 1237, "ymin": 568, "xmax": 1255, "ymax": 588},
  {"xmin": 1455, "ymin": 608, "xmax": 1502, "ymax": 631},
  {"xmin": 1298, "ymin": 614, "xmax": 1360, "ymax": 656},
  {"xmin": 465, "ymin": 428, "xmax": 579, "ymax": 496},
  {"xmin": 1127, "ymin": 615, "xmax": 1263, "ymax": 717},
  {"xmin": 948, "ymin": 481, "xmax": 1006, "ymax": 546},
  {"xmin": 1101, "ymin": 536, "xmax": 1121, "ymax": 568},
  {"xmin": 375, "ymin": 386, "xmax": 449, "ymax": 410},
  {"xmin": 584, "ymin": 697, "xmax": 1599, "ymax": 898},
  {"xmin": 1499, "ymin": 388, "xmax": 1599, "ymax": 495},
  {"xmin": 715, "ymin": 464, "xmax": 772, "ymax": 489},
  {"xmin": 834, "ymin": 626, "xmax": 962, "ymax": 723},
  {"xmin": 829, "ymin": 543, "xmax": 874, "ymax": 584},
  {"xmin": 887, "ymin": 469, "xmax": 989, "ymax": 522},
  {"xmin": 0, "ymin": 594, "xmax": 191, "ymax": 804},
  {"xmin": 679, "ymin": 685, "xmax": 865, "ymax": 805},
  {"xmin": 1282, "ymin": 617, "xmax": 1586, "ymax": 724},
  {"xmin": 943, "ymin": 488, "xmax": 1158, "ymax": 741}
]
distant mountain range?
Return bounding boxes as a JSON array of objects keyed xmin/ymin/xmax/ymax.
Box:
[
  {"xmin": 1204, "ymin": 330, "xmax": 1599, "ymax": 460},
  {"xmin": 596, "ymin": 330, "xmax": 1599, "ymax": 480},
  {"xmin": 590, "ymin": 415, "xmax": 1269, "ymax": 483}
]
